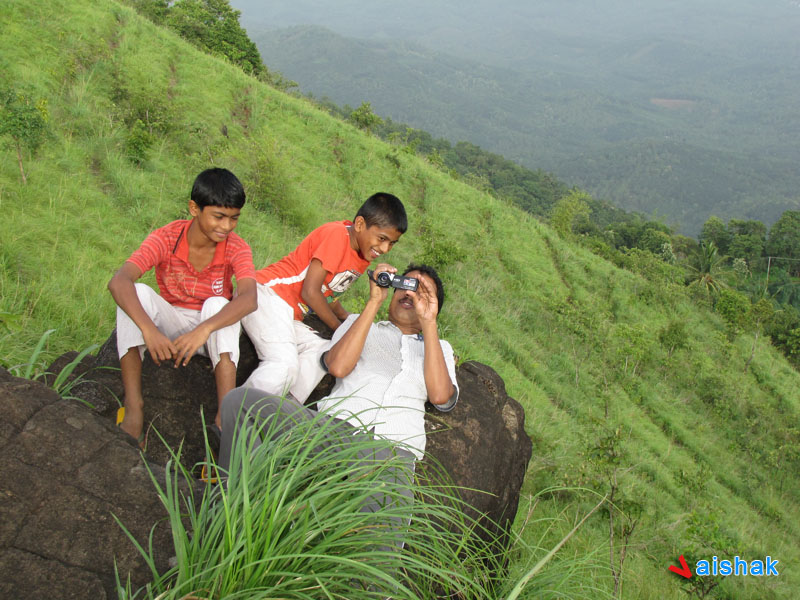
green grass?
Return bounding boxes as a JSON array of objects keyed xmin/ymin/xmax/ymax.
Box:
[
  {"xmin": 118, "ymin": 400, "xmax": 602, "ymax": 599},
  {"xmin": 3, "ymin": 0, "xmax": 800, "ymax": 597}
]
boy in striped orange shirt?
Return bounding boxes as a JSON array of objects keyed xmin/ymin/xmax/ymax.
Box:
[{"xmin": 108, "ymin": 168, "xmax": 257, "ymax": 443}]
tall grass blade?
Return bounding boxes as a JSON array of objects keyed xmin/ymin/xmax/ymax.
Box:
[
  {"xmin": 504, "ymin": 495, "xmax": 607, "ymax": 600},
  {"xmin": 117, "ymin": 399, "xmax": 508, "ymax": 599},
  {"xmin": 11, "ymin": 328, "xmax": 56, "ymax": 380}
]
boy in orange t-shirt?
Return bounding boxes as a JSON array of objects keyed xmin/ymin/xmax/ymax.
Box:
[
  {"xmin": 242, "ymin": 192, "xmax": 406, "ymax": 401},
  {"xmin": 108, "ymin": 168, "xmax": 257, "ymax": 443}
]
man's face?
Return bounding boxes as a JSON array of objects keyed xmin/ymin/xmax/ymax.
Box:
[{"xmin": 388, "ymin": 270, "xmax": 435, "ymax": 331}]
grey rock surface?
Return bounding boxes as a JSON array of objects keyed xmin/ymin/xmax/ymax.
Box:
[
  {"xmin": 3, "ymin": 320, "xmax": 531, "ymax": 598},
  {"xmin": 0, "ymin": 368, "xmax": 195, "ymax": 600}
]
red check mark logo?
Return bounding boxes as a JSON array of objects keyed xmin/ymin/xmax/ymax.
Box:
[{"xmin": 669, "ymin": 555, "xmax": 692, "ymax": 579}]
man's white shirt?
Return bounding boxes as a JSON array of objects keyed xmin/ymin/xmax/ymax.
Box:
[{"xmin": 317, "ymin": 314, "xmax": 458, "ymax": 459}]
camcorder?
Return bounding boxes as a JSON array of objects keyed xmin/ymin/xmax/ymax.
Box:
[{"xmin": 368, "ymin": 269, "xmax": 419, "ymax": 291}]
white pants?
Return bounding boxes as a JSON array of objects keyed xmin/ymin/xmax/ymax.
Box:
[
  {"xmin": 241, "ymin": 284, "xmax": 329, "ymax": 402},
  {"xmin": 116, "ymin": 283, "xmax": 241, "ymax": 368}
]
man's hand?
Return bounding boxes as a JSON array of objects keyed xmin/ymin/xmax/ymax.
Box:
[
  {"xmin": 142, "ymin": 327, "xmax": 178, "ymax": 366},
  {"xmin": 411, "ymin": 274, "xmax": 439, "ymax": 325},
  {"xmin": 172, "ymin": 325, "xmax": 211, "ymax": 367},
  {"xmin": 368, "ymin": 263, "xmax": 396, "ymax": 305}
]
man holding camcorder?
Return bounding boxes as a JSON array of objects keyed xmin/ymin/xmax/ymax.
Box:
[
  {"xmin": 216, "ymin": 261, "xmax": 457, "ymax": 562},
  {"xmin": 218, "ymin": 261, "xmax": 458, "ymax": 472},
  {"xmin": 315, "ymin": 261, "xmax": 457, "ymax": 456}
]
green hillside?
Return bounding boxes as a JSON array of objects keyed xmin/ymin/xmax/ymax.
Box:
[{"xmin": 2, "ymin": 1, "xmax": 800, "ymax": 598}]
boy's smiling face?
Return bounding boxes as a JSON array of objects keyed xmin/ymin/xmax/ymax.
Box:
[
  {"xmin": 189, "ymin": 200, "xmax": 241, "ymax": 244},
  {"xmin": 352, "ymin": 216, "xmax": 402, "ymax": 260}
]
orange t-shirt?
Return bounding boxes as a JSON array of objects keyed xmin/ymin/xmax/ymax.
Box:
[
  {"xmin": 127, "ymin": 219, "xmax": 256, "ymax": 310},
  {"xmin": 255, "ymin": 220, "xmax": 369, "ymax": 320}
]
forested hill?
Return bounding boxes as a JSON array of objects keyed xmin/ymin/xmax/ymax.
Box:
[
  {"xmin": 2, "ymin": 1, "xmax": 800, "ymax": 598},
  {"xmin": 239, "ymin": 2, "xmax": 800, "ymax": 235}
]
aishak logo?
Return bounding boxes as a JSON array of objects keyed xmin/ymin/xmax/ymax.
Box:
[
  {"xmin": 669, "ymin": 555, "xmax": 692, "ymax": 578},
  {"xmin": 669, "ymin": 555, "xmax": 780, "ymax": 579}
]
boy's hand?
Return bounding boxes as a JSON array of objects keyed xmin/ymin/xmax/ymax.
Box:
[
  {"xmin": 172, "ymin": 325, "xmax": 211, "ymax": 367},
  {"xmin": 368, "ymin": 263, "xmax": 396, "ymax": 305},
  {"xmin": 411, "ymin": 274, "xmax": 439, "ymax": 325},
  {"xmin": 142, "ymin": 327, "xmax": 178, "ymax": 366}
]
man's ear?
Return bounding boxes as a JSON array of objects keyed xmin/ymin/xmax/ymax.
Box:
[
  {"xmin": 188, "ymin": 200, "xmax": 201, "ymax": 217},
  {"xmin": 353, "ymin": 215, "xmax": 366, "ymax": 231}
]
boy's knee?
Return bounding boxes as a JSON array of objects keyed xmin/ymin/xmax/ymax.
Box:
[
  {"xmin": 222, "ymin": 386, "xmax": 246, "ymax": 406},
  {"xmin": 133, "ymin": 282, "xmax": 155, "ymax": 299},
  {"xmin": 244, "ymin": 355, "xmax": 298, "ymax": 397},
  {"xmin": 132, "ymin": 283, "xmax": 162, "ymax": 315},
  {"xmin": 201, "ymin": 295, "xmax": 229, "ymax": 317}
]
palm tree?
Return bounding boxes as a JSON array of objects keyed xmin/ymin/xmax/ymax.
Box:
[{"xmin": 686, "ymin": 241, "xmax": 728, "ymax": 295}]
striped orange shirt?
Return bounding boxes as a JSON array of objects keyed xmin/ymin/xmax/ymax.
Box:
[{"xmin": 127, "ymin": 219, "xmax": 256, "ymax": 310}]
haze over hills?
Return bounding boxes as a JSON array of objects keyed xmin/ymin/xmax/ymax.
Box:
[{"xmin": 233, "ymin": 0, "xmax": 800, "ymax": 235}]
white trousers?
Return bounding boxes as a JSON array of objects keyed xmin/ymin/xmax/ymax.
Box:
[
  {"xmin": 241, "ymin": 284, "xmax": 329, "ymax": 402},
  {"xmin": 116, "ymin": 283, "xmax": 241, "ymax": 368}
]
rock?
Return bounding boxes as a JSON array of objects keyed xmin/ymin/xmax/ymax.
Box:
[
  {"xmin": 62, "ymin": 318, "xmax": 331, "ymax": 471},
  {"xmin": 19, "ymin": 319, "xmax": 531, "ymax": 596},
  {"xmin": 0, "ymin": 369, "xmax": 197, "ymax": 600},
  {"xmin": 419, "ymin": 361, "xmax": 532, "ymax": 559}
]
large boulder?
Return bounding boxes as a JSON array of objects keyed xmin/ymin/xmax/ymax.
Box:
[
  {"xmin": 0, "ymin": 368, "xmax": 195, "ymax": 600},
  {"xmin": 6, "ymin": 322, "xmax": 531, "ymax": 598},
  {"xmin": 420, "ymin": 360, "xmax": 531, "ymax": 555}
]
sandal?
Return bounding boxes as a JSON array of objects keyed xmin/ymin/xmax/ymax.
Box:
[
  {"xmin": 116, "ymin": 407, "xmax": 146, "ymax": 448},
  {"xmin": 200, "ymin": 463, "xmax": 219, "ymax": 484}
]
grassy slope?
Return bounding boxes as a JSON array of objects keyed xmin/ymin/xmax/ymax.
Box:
[{"xmin": 2, "ymin": 1, "xmax": 800, "ymax": 598}]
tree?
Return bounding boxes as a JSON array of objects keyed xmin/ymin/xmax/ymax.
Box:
[
  {"xmin": 348, "ymin": 102, "xmax": 383, "ymax": 133},
  {"xmin": 658, "ymin": 320, "xmax": 687, "ymax": 358},
  {"xmin": 586, "ymin": 427, "xmax": 640, "ymax": 600},
  {"xmin": 767, "ymin": 211, "xmax": 800, "ymax": 273},
  {"xmin": 550, "ymin": 190, "xmax": 592, "ymax": 238},
  {"xmin": 0, "ymin": 88, "xmax": 48, "ymax": 184},
  {"xmin": 638, "ymin": 228, "xmax": 671, "ymax": 253},
  {"xmin": 766, "ymin": 267, "xmax": 800, "ymax": 310},
  {"xmin": 699, "ymin": 216, "xmax": 731, "ymax": 255},
  {"xmin": 715, "ymin": 288, "xmax": 751, "ymax": 331},
  {"xmin": 766, "ymin": 306, "xmax": 800, "ymax": 366},
  {"xmin": 715, "ymin": 288, "xmax": 774, "ymax": 372},
  {"xmin": 686, "ymin": 242, "xmax": 728, "ymax": 296},
  {"xmin": 166, "ymin": 0, "xmax": 265, "ymax": 77},
  {"xmin": 727, "ymin": 218, "xmax": 766, "ymax": 267},
  {"xmin": 728, "ymin": 218, "xmax": 766, "ymax": 239},
  {"xmin": 126, "ymin": 0, "xmax": 168, "ymax": 20},
  {"xmin": 744, "ymin": 298, "xmax": 774, "ymax": 373}
]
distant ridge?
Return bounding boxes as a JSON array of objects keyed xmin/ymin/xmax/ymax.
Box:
[{"xmin": 247, "ymin": 16, "xmax": 800, "ymax": 235}]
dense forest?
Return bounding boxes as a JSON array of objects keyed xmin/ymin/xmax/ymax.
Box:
[{"xmin": 234, "ymin": 0, "xmax": 800, "ymax": 235}]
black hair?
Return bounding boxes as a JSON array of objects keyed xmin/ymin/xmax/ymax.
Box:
[
  {"xmin": 403, "ymin": 263, "xmax": 445, "ymax": 313},
  {"xmin": 355, "ymin": 192, "xmax": 407, "ymax": 233},
  {"xmin": 191, "ymin": 168, "xmax": 246, "ymax": 209}
]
